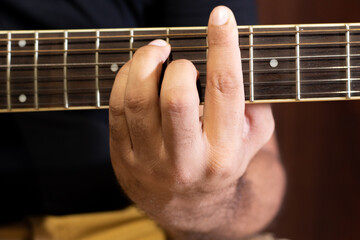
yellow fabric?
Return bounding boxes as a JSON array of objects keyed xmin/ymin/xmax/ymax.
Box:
[
  {"xmin": 0, "ymin": 206, "xmax": 166, "ymax": 240},
  {"xmin": 0, "ymin": 206, "xmax": 280, "ymax": 240}
]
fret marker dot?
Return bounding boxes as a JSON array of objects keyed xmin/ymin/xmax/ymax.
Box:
[
  {"xmin": 18, "ymin": 94, "xmax": 27, "ymax": 103},
  {"xmin": 18, "ymin": 40, "xmax": 26, "ymax": 48},
  {"xmin": 110, "ymin": 63, "xmax": 119, "ymax": 72},
  {"xmin": 270, "ymin": 59, "xmax": 278, "ymax": 68}
]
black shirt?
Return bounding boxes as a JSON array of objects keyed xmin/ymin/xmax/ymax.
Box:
[{"xmin": 0, "ymin": 0, "xmax": 257, "ymax": 223}]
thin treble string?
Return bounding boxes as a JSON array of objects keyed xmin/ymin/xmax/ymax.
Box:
[
  {"xmin": 2, "ymin": 61, "xmax": 360, "ymax": 81},
  {"xmin": 2, "ymin": 71, "xmax": 360, "ymax": 86},
  {"xmin": 1, "ymin": 76, "xmax": 357, "ymax": 87},
  {"xmin": 1, "ymin": 40, "xmax": 360, "ymax": 54},
  {"xmin": 1, "ymin": 51, "xmax": 359, "ymax": 67},
  {"xmin": 1, "ymin": 65, "xmax": 359, "ymax": 82},
  {"xmin": 1, "ymin": 27, "xmax": 360, "ymax": 42},
  {"xmin": 3, "ymin": 87, "xmax": 359, "ymax": 97},
  {"xmin": 0, "ymin": 61, "xmax": 129, "ymax": 68},
  {"xmin": 7, "ymin": 90, "xmax": 360, "ymax": 109},
  {"xmin": 1, "ymin": 52, "xmax": 360, "ymax": 69}
]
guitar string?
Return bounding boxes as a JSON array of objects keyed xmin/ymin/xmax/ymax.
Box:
[
  {"xmin": 1, "ymin": 73, "xmax": 358, "ymax": 89},
  {"xmin": 1, "ymin": 86, "xmax": 358, "ymax": 96},
  {"xmin": 1, "ymin": 73, "xmax": 359, "ymax": 94},
  {"xmin": 1, "ymin": 79, "xmax": 357, "ymax": 88},
  {"xmin": 1, "ymin": 27, "xmax": 360, "ymax": 42},
  {"xmin": 0, "ymin": 56, "xmax": 359, "ymax": 81},
  {"xmin": 1, "ymin": 40, "xmax": 360, "ymax": 54},
  {"xmin": 5, "ymin": 89, "xmax": 359, "ymax": 99},
  {"xmin": 0, "ymin": 64, "xmax": 359, "ymax": 78},
  {"xmin": 1, "ymin": 29, "xmax": 359, "ymax": 104},
  {"xmin": 6, "ymin": 90, "xmax": 360, "ymax": 109},
  {"xmin": 1, "ymin": 50, "xmax": 360, "ymax": 69}
]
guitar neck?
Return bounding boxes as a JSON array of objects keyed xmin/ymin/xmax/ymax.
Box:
[{"xmin": 1, "ymin": 23, "xmax": 360, "ymax": 113}]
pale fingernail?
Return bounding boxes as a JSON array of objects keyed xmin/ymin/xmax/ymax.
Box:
[
  {"xmin": 210, "ymin": 6, "xmax": 229, "ymax": 26},
  {"xmin": 149, "ymin": 39, "xmax": 167, "ymax": 47}
]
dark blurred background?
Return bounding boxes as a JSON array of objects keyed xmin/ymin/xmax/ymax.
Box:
[{"xmin": 256, "ymin": 0, "xmax": 360, "ymax": 239}]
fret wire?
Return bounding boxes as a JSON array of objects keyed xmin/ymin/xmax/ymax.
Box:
[
  {"xmin": 4, "ymin": 26, "xmax": 360, "ymax": 42},
  {"xmin": 95, "ymin": 30, "xmax": 101, "ymax": 107},
  {"xmin": 64, "ymin": 31, "xmax": 69, "ymax": 108},
  {"xmin": 346, "ymin": 24, "xmax": 351, "ymax": 99},
  {"xmin": 296, "ymin": 26, "xmax": 301, "ymax": 100},
  {"xmin": 249, "ymin": 26, "xmax": 254, "ymax": 102},
  {"xmin": 6, "ymin": 32, "xmax": 11, "ymax": 110},
  {"xmin": 130, "ymin": 29, "xmax": 134, "ymax": 59},
  {"xmin": 34, "ymin": 31, "xmax": 39, "ymax": 109}
]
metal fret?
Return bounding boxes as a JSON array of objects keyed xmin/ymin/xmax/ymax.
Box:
[
  {"xmin": 34, "ymin": 32, "xmax": 39, "ymax": 109},
  {"xmin": 249, "ymin": 26, "xmax": 254, "ymax": 102},
  {"xmin": 130, "ymin": 29, "xmax": 134, "ymax": 59},
  {"xmin": 63, "ymin": 31, "xmax": 69, "ymax": 108},
  {"xmin": 346, "ymin": 24, "xmax": 351, "ymax": 99},
  {"xmin": 95, "ymin": 30, "xmax": 100, "ymax": 107},
  {"xmin": 6, "ymin": 32, "xmax": 11, "ymax": 110},
  {"xmin": 296, "ymin": 26, "xmax": 301, "ymax": 100},
  {"xmin": 2, "ymin": 24, "xmax": 360, "ymax": 113}
]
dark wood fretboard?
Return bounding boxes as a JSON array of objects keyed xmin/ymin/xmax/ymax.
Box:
[{"xmin": 1, "ymin": 23, "xmax": 360, "ymax": 113}]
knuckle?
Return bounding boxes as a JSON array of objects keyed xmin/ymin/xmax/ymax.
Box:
[
  {"xmin": 208, "ymin": 70, "xmax": 240, "ymax": 95},
  {"xmin": 125, "ymin": 91, "xmax": 148, "ymax": 113},
  {"xmin": 206, "ymin": 146, "xmax": 241, "ymax": 179},
  {"xmin": 109, "ymin": 101, "xmax": 125, "ymax": 117},
  {"xmin": 162, "ymin": 88, "xmax": 195, "ymax": 114},
  {"xmin": 174, "ymin": 169, "xmax": 195, "ymax": 185},
  {"xmin": 208, "ymin": 157, "xmax": 234, "ymax": 178},
  {"xmin": 168, "ymin": 59, "xmax": 196, "ymax": 73},
  {"xmin": 219, "ymin": 165, "xmax": 237, "ymax": 180}
]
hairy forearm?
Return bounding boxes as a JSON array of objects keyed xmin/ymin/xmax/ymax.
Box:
[{"xmin": 161, "ymin": 135, "xmax": 286, "ymax": 240}]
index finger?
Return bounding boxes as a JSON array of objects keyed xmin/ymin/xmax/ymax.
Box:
[{"xmin": 203, "ymin": 6, "xmax": 245, "ymax": 144}]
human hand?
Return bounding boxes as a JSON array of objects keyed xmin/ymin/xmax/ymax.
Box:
[{"xmin": 109, "ymin": 6, "xmax": 274, "ymax": 233}]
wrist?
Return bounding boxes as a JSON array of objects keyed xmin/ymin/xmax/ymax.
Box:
[{"xmin": 131, "ymin": 177, "xmax": 243, "ymax": 235}]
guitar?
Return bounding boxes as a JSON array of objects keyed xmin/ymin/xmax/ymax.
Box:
[{"xmin": 1, "ymin": 23, "xmax": 360, "ymax": 113}]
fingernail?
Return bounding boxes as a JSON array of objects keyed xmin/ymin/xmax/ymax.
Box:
[
  {"xmin": 210, "ymin": 6, "xmax": 229, "ymax": 26},
  {"xmin": 149, "ymin": 39, "xmax": 167, "ymax": 47}
]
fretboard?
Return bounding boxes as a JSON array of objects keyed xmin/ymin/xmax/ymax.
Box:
[{"xmin": 1, "ymin": 23, "xmax": 360, "ymax": 113}]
